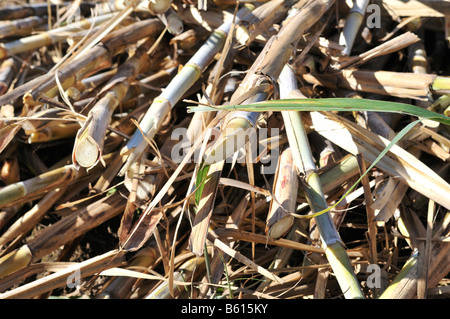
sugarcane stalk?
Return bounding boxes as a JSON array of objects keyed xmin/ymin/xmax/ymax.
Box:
[
  {"xmin": 265, "ymin": 147, "xmax": 296, "ymax": 239},
  {"xmin": 0, "ymin": 13, "xmax": 116, "ymax": 60},
  {"xmin": 204, "ymin": 0, "xmax": 335, "ymax": 164},
  {"xmin": 356, "ymin": 154, "xmax": 377, "ymax": 265},
  {"xmin": 21, "ymin": 18, "xmax": 164, "ymax": 107},
  {"xmin": 278, "ymin": 64, "xmax": 364, "ymax": 299},
  {"xmin": 0, "ymin": 245, "xmax": 33, "ymax": 280},
  {"xmin": 97, "ymin": 246, "xmax": 158, "ymax": 299},
  {"xmin": 338, "ymin": 31, "xmax": 420, "ymax": 69},
  {"xmin": 72, "ymin": 37, "xmax": 158, "ymax": 169},
  {"xmin": 186, "ymin": 0, "xmax": 334, "ymax": 262},
  {"xmin": 302, "ymin": 68, "xmax": 450, "ymax": 100},
  {"xmin": 339, "ymin": 0, "xmax": 370, "ymax": 56},
  {"xmin": 373, "ymin": 0, "xmax": 450, "ymax": 18},
  {"xmin": 73, "ymin": 69, "xmax": 117, "ymax": 94},
  {"xmin": 0, "ymin": 16, "xmax": 47, "ymax": 39},
  {"xmin": 118, "ymin": 4, "xmax": 256, "ymax": 175},
  {"xmin": 0, "ymin": 57, "xmax": 19, "ymax": 96},
  {"xmin": 26, "ymin": 122, "xmax": 81, "ymax": 143},
  {"xmin": 0, "ymin": 250, "xmax": 125, "ymax": 299},
  {"xmin": 0, "ymin": 190, "xmax": 126, "ymax": 279},
  {"xmin": 145, "ymin": 256, "xmax": 206, "ymax": 299},
  {"xmin": 1, "ymin": 156, "xmax": 20, "ymax": 186},
  {"xmin": 0, "ymin": 2, "xmax": 103, "ymax": 21},
  {"xmin": 0, "ymin": 151, "xmax": 118, "ymax": 209},
  {"xmin": 0, "ymin": 186, "xmax": 67, "ymax": 247},
  {"xmin": 0, "ymin": 165, "xmax": 75, "ymax": 208},
  {"xmin": 318, "ymin": 154, "xmax": 360, "ymax": 195}
]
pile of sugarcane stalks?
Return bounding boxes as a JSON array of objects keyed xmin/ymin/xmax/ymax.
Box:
[{"xmin": 0, "ymin": 0, "xmax": 449, "ymax": 300}]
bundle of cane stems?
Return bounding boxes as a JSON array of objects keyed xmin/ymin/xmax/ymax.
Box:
[{"xmin": 0, "ymin": 0, "xmax": 449, "ymax": 300}]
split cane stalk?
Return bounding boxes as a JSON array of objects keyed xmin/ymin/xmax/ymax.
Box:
[
  {"xmin": 72, "ymin": 37, "xmax": 161, "ymax": 169},
  {"xmin": 265, "ymin": 147, "xmax": 297, "ymax": 239}
]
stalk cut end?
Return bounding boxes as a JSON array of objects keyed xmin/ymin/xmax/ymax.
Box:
[
  {"xmin": 267, "ymin": 215, "xmax": 294, "ymax": 239},
  {"xmin": 148, "ymin": 0, "xmax": 171, "ymax": 15},
  {"xmin": 73, "ymin": 135, "xmax": 101, "ymax": 168},
  {"xmin": 0, "ymin": 245, "xmax": 33, "ymax": 279}
]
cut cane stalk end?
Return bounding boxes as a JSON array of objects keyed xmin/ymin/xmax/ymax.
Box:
[
  {"xmin": 0, "ymin": 245, "xmax": 33, "ymax": 279},
  {"xmin": 73, "ymin": 135, "xmax": 101, "ymax": 169}
]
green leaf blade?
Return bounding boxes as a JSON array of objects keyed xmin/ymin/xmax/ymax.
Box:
[{"xmin": 188, "ymin": 98, "xmax": 450, "ymax": 125}]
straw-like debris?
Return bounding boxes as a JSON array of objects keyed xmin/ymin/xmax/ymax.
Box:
[{"xmin": 0, "ymin": 0, "xmax": 449, "ymax": 300}]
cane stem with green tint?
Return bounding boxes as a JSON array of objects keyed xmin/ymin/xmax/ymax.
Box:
[
  {"xmin": 119, "ymin": 4, "xmax": 255, "ymax": 175},
  {"xmin": 278, "ymin": 65, "xmax": 364, "ymax": 299}
]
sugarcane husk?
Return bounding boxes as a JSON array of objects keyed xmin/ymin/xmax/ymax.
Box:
[
  {"xmin": 157, "ymin": 8, "xmax": 183, "ymax": 35},
  {"xmin": 188, "ymin": 160, "xmax": 224, "ymax": 256},
  {"xmin": 266, "ymin": 147, "xmax": 297, "ymax": 239},
  {"xmin": 176, "ymin": 5, "xmax": 235, "ymax": 32},
  {"xmin": 145, "ymin": 255, "xmax": 206, "ymax": 299},
  {"xmin": 372, "ymin": 177, "xmax": 409, "ymax": 223},
  {"xmin": 207, "ymin": 231, "xmax": 284, "ymax": 284}
]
